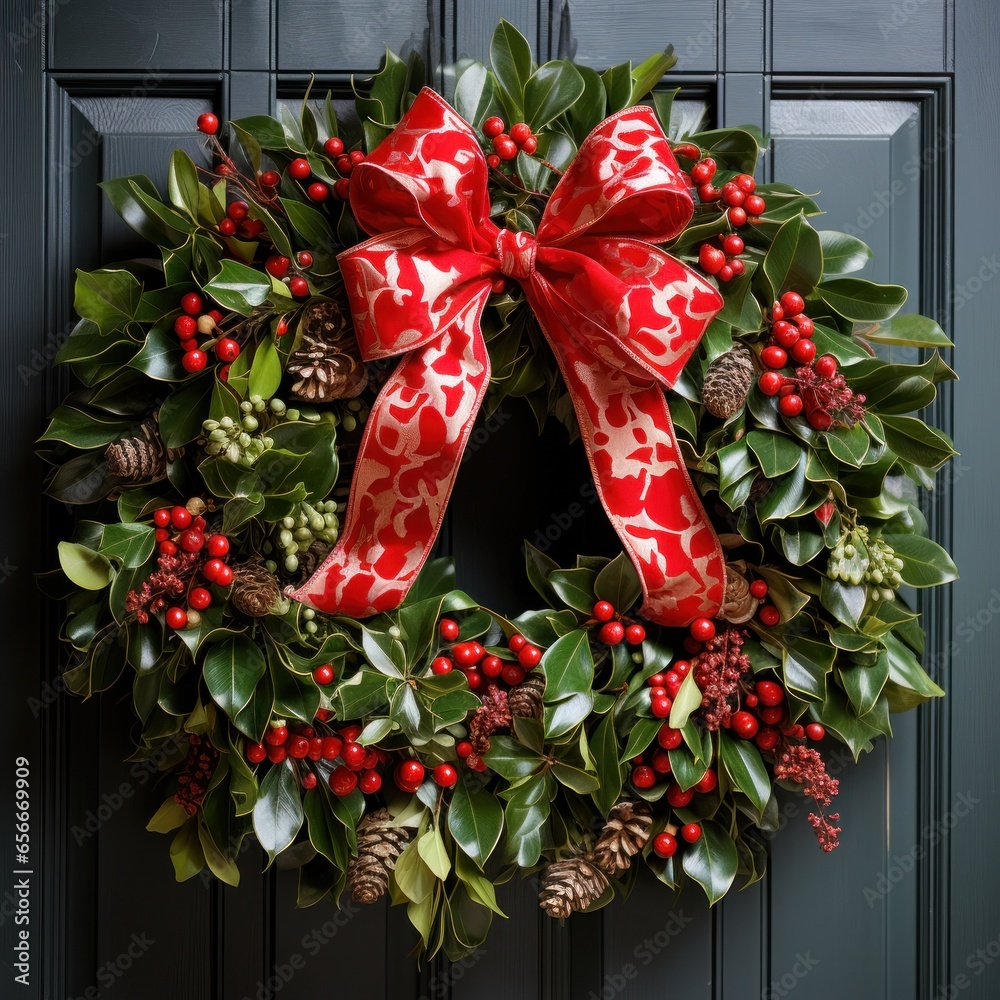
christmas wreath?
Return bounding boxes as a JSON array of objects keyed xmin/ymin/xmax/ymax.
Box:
[{"xmin": 40, "ymin": 21, "xmax": 958, "ymax": 959}]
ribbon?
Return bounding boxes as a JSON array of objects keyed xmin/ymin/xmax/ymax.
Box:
[{"xmin": 288, "ymin": 88, "xmax": 726, "ymax": 625}]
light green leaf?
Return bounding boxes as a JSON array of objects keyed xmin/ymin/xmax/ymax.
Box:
[
  {"xmin": 58, "ymin": 541, "xmax": 112, "ymax": 590},
  {"xmin": 417, "ymin": 828, "xmax": 451, "ymax": 881},
  {"xmin": 167, "ymin": 149, "xmax": 201, "ymax": 220},
  {"xmin": 668, "ymin": 670, "xmax": 702, "ymax": 730},
  {"xmin": 882, "ymin": 533, "xmax": 958, "ymax": 587},
  {"xmin": 203, "ymin": 260, "xmax": 271, "ymax": 316},
  {"xmin": 248, "ymin": 336, "xmax": 283, "ymax": 398}
]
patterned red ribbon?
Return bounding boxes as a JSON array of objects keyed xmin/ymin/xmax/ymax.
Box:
[{"xmin": 288, "ymin": 88, "xmax": 726, "ymax": 625}]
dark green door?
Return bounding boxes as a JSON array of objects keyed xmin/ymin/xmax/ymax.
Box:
[{"xmin": 3, "ymin": 2, "xmax": 997, "ymax": 998}]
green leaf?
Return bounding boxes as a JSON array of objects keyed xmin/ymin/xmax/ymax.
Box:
[
  {"xmin": 549, "ymin": 568, "xmax": 598, "ymax": 614},
  {"xmin": 248, "ymin": 336, "xmax": 283, "ymax": 398},
  {"xmin": 203, "ymin": 260, "xmax": 271, "ymax": 316},
  {"xmin": 879, "ymin": 415, "xmax": 956, "ymax": 470},
  {"xmin": 100, "ymin": 175, "xmax": 188, "ymax": 247},
  {"xmin": 668, "ymin": 670, "xmax": 702, "ymax": 730},
  {"xmin": 280, "ymin": 198, "xmax": 336, "ymax": 250},
  {"xmin": 490, "ymin": 19, "xmax": 533, "ymax": 111},
  {"xmin": 621, "ymin": 718, "xmax": 661, "ymax": 761},
  {"xmin": 302, "ymin": 788, "xmax": 348, "ymax": 868},
  {"xmin": 718, "ymin": 730, "xmax": 770, "ymax": 817},
  {"xmin": 763, "ymin": 214, "xmax": 823, "ymax": 299},
  {"xmin": 882, "ymin": 632, "xmax": 944, "ymax": 709},
  {"xmin": 332, "ymin": 668, "xmax": 391, "ymax": 718},
  {"xmin": 756, "ymin": 452, "xmax": 811, "ymax": 522},
  {"xmin": 169, "ymin": 820, "xmax": 205, "ymax": 882},
  {"xmin": 449, "ymin": 771, "xmax": 503, "ymax": 866},
  {"xmin": 882, "ymin": 533, "xmax": 958, "ymax": 587},
  {"xmin": 204, "ymin": 635, "xmax": 267, "ymax": 715},
  {"xmin": 253, "ymin": 762, "xmax": 303, "ymax": 860},
  {"xmin": 255, "ymin": 420, "xmax": 340, "ymax": 505},
  {"xmin": 58, "ymin": 541, "xmax": 111, "ymax": 590},
  {"xmin": 825, "ymin": 423, "xmax": 870, "ymax": 467},
  {"xmin": 778, "ymin": 635, "xmax": 835, "ymax": 700},
  {"xmin": 688, "ymin": 127, "xmax": 761, "ymax": 174},
  {"xmin": 128, "ymin": 324, "xmax": 183, "ymax": 381},
  {"xmin": 629, "ymin": 46, "xmax": 677, "ymax": 104},
  {"xmin": 540, "ymin": 629, "xmax": 594, "ymax": 703},
  {"xmin": 453, "ymin": 62, "xmax": 501, "ymax": 127},
  {"xmin": 682, "ymin": 820, "xmax": 739, "ymax": 904},
  {"xmin": 857, "ymin": 313, "xmax": 953, "ymax": 348},
  {"xmin": 818, "ymin": 231, "xmax": 872, "ymax": 275},
  {"xmin": 147, "ymin": 798, "xmax": 190, "ymax": 834},
  {"xmin": 167, "ymin": 149, "xmax": 201, "ymax": 220},
  {"xmin": 74, "ymin": 268, "xmax": 141, "ymax": 335},
  {"xmin": 417, "ymin": 828, "xmax": 452, "ymax": 881},
  {"xmin": 746, "ymin": 430, "xmax": 803, "ymax": 478},
  {"xmin": 601, "ymin": 62, "xmax": 633, "ymax": 113},
  {"xmin": 524, "ymin": 61, "xmax": 586, "ymax": 131},
  {"xmin": 482, "ymin": 735, "xmax": 543, "ymax": 781},
  {"xmin": 840, "ymin": 652, "xmax": 889, "ymax": 717},
  {"xmin": 97, "ymin": 522, "xmax": 156, "ymax": 568},
  {"xmin": 158, "ymin": 375, "xmax": 214, "ymax": 448},
  {"xmin": 591, "ymin": 711, "xmax": 623, "ymax": 815},
  {"xmin": 594, "ymin": 553, "xmax": 642, "ymax": 613},
  {"xmin": 817, "ymin": 278, "xmax": 908, "ymax": 322},
  {"xmin": 502, "ymin": 774, "xmax": 551, "ymax": 867},
  {"xmin": 39, "ymin": 405, "xmax": 133, "ymax": 449}
]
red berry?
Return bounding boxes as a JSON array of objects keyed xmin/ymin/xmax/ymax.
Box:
[
  {"xmin": 334, "ymin": 178, "xmax": 351, "ymax": 200},
  {"xmin": 744, "ymin": 194, "xmax": 766, "ymax": 216},
  {"xmin": 208, "ymin": 309, "xmax": 223, "ymax": 325},
  {"xmin": 493, "ymin": 136, "xmax": 518, "ymax": 161},
  {"xmin": 153, "ymin": 508, "xmax": 171, "ymax": 528},
  {"xmin": 288, "ymin": 735, "xmax": 309, "ymax": 759},
  {"xmin": 197, "ymin": 113, "xmax": 219, "ymax": 135},
  {"xmin": 721, "ymin": 182, "xmax": 745, "ymax": 207},
  {"xmin": 657, "ymin": 725, "xmax": 682, "ymax": 750},
  {"xmin": 731, "ymin": 711, "xmax": 759, "ymax": 739},
  {"xmin": 215, "ymin": 338, "xmax": 240, "ymax": 362},
  {"xmin": 814, "ymin": 354, "xmax": 838, "ymax": 378},
  {"xmin": 652, "ymin": 832, "xmax": 678, "ymax": 858},
  {"xmin": 296, "ymin": 251, "xmax": 313, "ymax": 268},
  {"xmin": 483, "ymin": 116, "xmax": 505, "ymax": 138},
  {"xmin": 510, "ymin": 122, "xmax": 532, "ymax": 145},
  {"xmin": 758, "ymin": 371, "xmax": 784, "ymax": 396},
  {"xmin": 689, "ymin": 618, "xmax": 716, "ymax": 642},
  {"xmin": 179, "ymin": 529, "xmax": 204, "ymax": 553},
  {"xmin": 456, "ymin": 741, "xmax": 473, "ymax": 759},
  {"xmin": 734, "ymin": 173, "xmax": 756, "ymax": 193},
  {"xmin": 307, "ymin": 181, "xmax": 329, "ymax": 202},
  {"xmin": 314, "ymin": 708, "xmax": 333, "ymax": 723},
  {"xmin": 170, "ymin": 506, "xmax": 192, "ymax": 530},
  {"xmin": 313, "ymin": 664, "xmax": 334, "ymax": 685},
  {"xmin": 694, "ymin": 769, "xmax": 717, "ymax": 793},
  {"xmin": 698, "ymin": 244, "xmax": 726, "ymax": 276},
  {"xmin": 245, "ymin": 742, "xmax": 266, "ymax": 763},
  {"xmin": 453, "ymin": 641, "xmax": 485, "ymax": 667},
  {"xmin": 205, "ymin": 534, "xmax": 229, "ymax": 557},
  {"xmin": 718, "ymin": 265, "xmax": 734, "ymax": 283},
  {"xmin": 265, "ymin": 725, "xmax": 288, "ymax": 746},
  {"xmin": 218, "ymin": 218, "xmax": 237, "ymax": 237},
  {"xmin": 681, "ymin": 822, "xmax": 703, "ymax": 843},
  {"xmin": 805, "ymin": 723, "xmax": 826, "ymax": 741},
  {"xmin": 520, "ymin": 135, "xmax": 538, "ymax": 155},
  {"xmin": 306, "ymin": 738, "xmax": 323, "ymax": 761},
  {"xmin": 666, "ymin": 783, "xmax": 694, "ymax": 808},
  {"xmin": 289, "ymin": 276, "xmax": 309, "ymax": 297},
  {"xmin": 465, "ymin": 670, "xmax": 483, "ymax": 691},
  {"xmin": 433, "ymin": 763, "xmax": 459, "ymax": 787},
  {"xmin": 673, "ymin": 143, "xmax": 701, "ymax": 160},
  {"xmin": 690, "ymin": 158, "xmax": 716, "ymax": 184},
  {"xmin": 592, "ymin": 601, "xmax": 616, "ymax": 622},
  {"xmin": 674, "ymin": 659, "xmax": 692, "ymax": 677},
  {"xmin": 793, "ymin": 315, "xmax": 815, "ymax": 338},
  {"xmin": 182, "ymin": 350, "xmax": 207, "ymax": 373},
  {"xmin": 761, "ymin": 345, "xmax": 788, "ymax": 370},
  {"xmin": 625, "ymin": 624, "xmax": 646, "ymax": 645},
  {"xmin": 299, "ymin": 772, "xmax": 318, "ymax": 790},
  {"xmin": 396, "ymin": 759, "xmax": 425, "ymax": 789},
  {"xmin": 335, "ymin": 155, "xmax": 354, "ymax": 176},
  {"xmin": 517, "ymin": 644, "xmax": 542, "ymax": 669},
  {"xmin": 650, "ymin": 694, "xmax": 672, "ymax": 719},
  {"xmin": 760, "ymin": 706, "xmax": 785, "ymax": 726},
  {"xmin": 631, "ymin": 765, "xmax": 656, "ymax": 790},
  {"xmin": 758, "ymin": 605, "xmax": 780, "ymax": 627},
  {"xmin": 486, "ymin": 153, "xmax": 501, "ymax": 169},
  {"xmin": 180, "ymin": 292, "xmax": 203, "ymax": 316},
  {"xmin": 431, "ymin": 656, "xmax": 453, "ymax": 675},
  {"xmin": 356, "ymin": 769, "xmax": 381, "ymax": 795},
  {"xmin": 154, "ymin": 528, "xmax": 169, "ymax": 543},
  {"xmin": 783, "ymin": 724, "xmax": 806, "ymax": 740},
  {"xmin": 647, "ymin": 673, "xmax": 668, "ymax": 688},
  {"xmin": 663, "ymin": 671, "xmax": 683, "ymax": 699},
  {"xmin": 329, "ymin": 766, "xmax": 357, "ymax": 796},
  {"xmin": 259, "ymin": 169, "xmax": 280, "ymax": 189},
  {"xmin": 501, "ymin": 664, "xmax": 526, "ymax": 686},
  {"xmin": 807, "ymin": 409, "xmax": 834, "ymax": 431},
  {"xmin": 265, "ymin": 254, "xmax": 291, "ymax": 279},
  {"xmin": 780, "ymin": 291, "xmax": 805, "ymax": 317},
  {"xmin": 778, "ymin": 394, "xmax": 804, "ymax": 417},
  {"xmin": 174, "ymin": 314, "xmax": 197, "ymax": 339},
  {"xmin": 324, "ymin": 136, "xmax": 345, "ymax": 157},
  {"xmin": 227, "ymin": 201, "xmax": 249, "ymax": 222},
  {"xmin": 439, "ymin": 618, "xmax": 460, "ymax": 641},
  {"xmin": 349, "ymin": 150, "xmax": 364, "ymax": 165},
  {"xmin": 165, "ymin": 606, "xmax": 188, "ymax": 630},
  {"xmin": 756, "ymin": 727, "xmax": 780, "ymax": 751},
  {"xmin": 265, "ymin": 744, "xmax": 286, "ymax": 763},
  {"xmin": 321, "ymin": 735, "xmax": 342, "ymax": 760},
  {"xmin": 508, "ymin": 633, "xmax": 527, "ymax": 652},
  {"xmin": 180, "ymin": 339, "xmax": 199, "ymax": 353},
  {"xmin": 651, "ymin": 750, "xmax": 672, "ymax": 774},
  {"xmin": 289, "ymin": 157, "xmax": 311, "ymax": 180},
  {"xmin": 749, "ymin": 579, "xmax": 769, "ymax": 599},
  {"xmin": 599, "ymin": 621, "xmax": 626, "ymax": 645},
  {"xmin": 791, "ymin": 338, "xmax": 816, "ymax": 364},
  {"xmin": 698, "ymin": 184, "xmax": 720, "ymax": 202},
  {"xmin": 772, "ymin": 320, "xmax": 801, "ymax": 349},
  {"xmin": 729, "ymin": 259, "xmax": 745, "ymax": 276},
  {"xmin": 342, "ymin": 742, "xmax": 367, "ymax": 770},
  {"xmin": 722, "ymin": 234, "xmax": 744, "ymax": 256},
  {"xmin": 728, "ymin": 206, "xmax": 748, "ymax": 227},
  {"xmin": 481, "ymin": 655, "xmax": 503, "ymax": 678},
  {"xmin": 214, "ymin": 563, "xmax": 234, "ymax": 587},
  {"xmin": 201, "ymin": 558, "xmax": 224, "ymax": 582},
  {"xmin": 158, "ymin": 541, "xmax": 178, "ymax": 556}
]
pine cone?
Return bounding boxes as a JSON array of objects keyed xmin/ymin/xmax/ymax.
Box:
[
  {"xmin": 539, "ymin": 854, "xmax": 610, "ymax": 919},
  {"xmin": 591, "ymin": 801, "xmax": 653, "ymax": 873},
  {"xmin": 719, "ymin": 565, "xmax": 759, "ymax": 625},
  {"xmin": 346, "ymin": 808, "xmax": 412, "ymax": 904},
  {"xmin": 105, "ymin": 417, "xmax": 170, "ymax": 481},
  {"xmin": 231, "ymin": 563, "xmax": 282, "ymax": 617},
  {"xmin": 702, "ymin": 344, "xmax": 754, "ymax": 419},
  {"xmin": 287, "ymin": 300, "xmax": 368, "ymax": 402},
  {"xmin": 508, "ymin": 674, "xmax": 545, "ymax": 719}
]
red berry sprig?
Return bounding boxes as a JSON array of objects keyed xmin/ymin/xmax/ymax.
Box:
[
  {"xmin": 692, "ymin": 161, "xmax": 767, "ymax": 226},
  {"xmin": 482, "ymin": 116, "xmax": 538, "ymax": 163}
]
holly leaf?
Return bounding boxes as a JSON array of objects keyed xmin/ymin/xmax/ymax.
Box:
[
  {"xmin": 482, "ymin": 736, "xmax": 544, "ymax": 781},
  {"xmin": 681, "ymin": 820, "xmax": 739, "ymax": 904},
  {"xmin": 539, "ymin": 629, "xmax": 594, "ymax": 702},
  {"xmin": 253, "ymin": 761, "xmax": 303, "ymax": 861},
  {"xmin": 203, "ymin": 260, "xmax": 271, "ymax": 315},
  {"xmin": 204, "ymin": 634, "xmax": 267, "ymax": 715},
  {"xmin": 718, "ymin": 730, "xmax": 770, "ymax": 817},
  {"xmin": 763, "ymin": 214, "xmax": 823, "ymax": 298},
  {"xmin": 449, "ymin": 771, "xmax": 503, "ymax": 867}
]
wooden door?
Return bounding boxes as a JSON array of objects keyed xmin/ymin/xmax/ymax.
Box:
[{"xmin": 4, "ymin": 2, "xmax": 997, "ymax": 998}]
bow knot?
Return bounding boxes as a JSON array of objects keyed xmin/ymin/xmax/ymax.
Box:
[
  {"xmin": 496, "ymin": 229, "xmax": 537, "ymax": 280},
  {"xmin": 289, "ymin": 88, "xmax": 727, "ymax": 626}
]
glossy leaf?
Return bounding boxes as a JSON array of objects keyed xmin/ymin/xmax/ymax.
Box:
[
  {"xmin": 449, "ymin": 771, "xmax": 503, "ymax": 866},
  {"xmin": 58, "ymin": 541, "xmax": 112, "ymax": 590},
  {"xmin": 682, "ymin": 819, "xmax": 739, "ymax": 904},
  {"xmin": 763, "ymin": 214, "xmax": 823, "ymax": 298},
  {"xmin": 524, "ymin": 60, "xmax": 585, "ymax": 131},
  {"xmin": 818, "ymin": 230, "xmax": 872, "ymax": 275},
  {"xmin": 203, "ymin": 260, "xmax": 271, "ymax": 315},
  {"xmin": 817, "ymin": 278, "xmax": 908, "ymax": 322},
  {"xmin": 204, "ymin": 634, "xmax": 267, "ymax": 715},
  {"xmin": 883, "ymin": 533, "xmax": 958, "ymax": 587},
  {"xmin": 253, "ymin": 761, "xmax": 303, "ymax": 860},
  {"xmin": 718, "ymin": 730, "xmax": 770, "ymax": 817}
]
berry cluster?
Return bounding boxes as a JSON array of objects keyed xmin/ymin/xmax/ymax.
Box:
[
  {"xmin": 590, "ymin": 601, "xmax": 646, "ymax": 647},
  {"xmin": 690, "ymin": 159, "xmax": 766, "ymax": 227},
  {"xmin": 172, "ymin": 291, "xmax": 236, "ymax": 377},
  {"xmin": 264, "ymin": 250, "xmax": 315, "ymax": 300},
  {"xmin": 482, "ymin": 116, "xmax": 538, "ymax": 166},
  {"xmin": 288, "ymin": 139, "xmax": 365, "ymax": 206},
  {"xmin": 173, "ymin": 735, "xmax": 219, "ymax": 815},
  {"xmin": 433, "ymin": 617, "xmax": 542, "ymax": 690},
  {"xmin": 697, "ymin": 233, "xmax": 746, "ymax": 284}
]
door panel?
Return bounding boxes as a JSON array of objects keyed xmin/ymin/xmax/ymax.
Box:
[{"xmin": 20, "ymin": 2, "xmax": 993, "ymax": 999}]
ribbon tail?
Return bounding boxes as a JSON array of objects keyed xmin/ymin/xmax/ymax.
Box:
[
  {"xmin": 546, "ymin": 341, "xmax": 725, "ymax": 627},
  {"xmin": 288, "ymin": 291, "xmax": 491, "ymax": 617}
]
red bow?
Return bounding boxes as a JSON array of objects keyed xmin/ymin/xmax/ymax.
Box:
[{"xmin": 289, "ymin": 88, "xmax": 725, "ymax": 625}]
